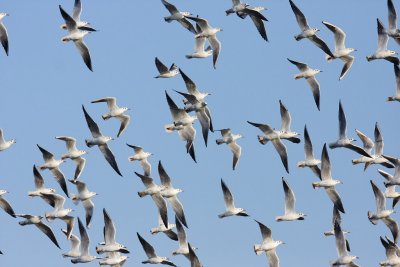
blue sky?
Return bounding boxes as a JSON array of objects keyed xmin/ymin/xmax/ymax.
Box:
[{"xmin": 0, "ymin": 0, "xmax": 399, "ymax": 266}]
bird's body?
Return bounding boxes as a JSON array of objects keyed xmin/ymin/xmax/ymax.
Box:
[{"xmin": 0, "ymin": 129, "xmax": 15, "ymax": 151}]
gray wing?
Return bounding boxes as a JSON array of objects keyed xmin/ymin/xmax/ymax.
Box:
[
  {"xmin": 161, "ymin": 260, "xmax": 177, "ymax": 266},
  {"xmin": 208, "ymin": 35, "xmax": 221, "ymax": 69},
  {"xmin": 255, "ymin": 220, "xmax": 272, "ymax": 242},
  {"xmin": 388, "ymin": 0, "xmax": 398, "ymax": 31},
  {"xmin": 168, "ymin": 195, "xmax": 188, "ymax": 228},
  {"xmin": 36, "ymin": 222, "xmax": 61, "ymax": 249},
  {"xmin": 249, "ymin": 15, "xmax": 268, "ymax": 42},
  {"xmin": 62, "ymin": 228, "xmax": 80, "ymax": 252},
  {"xmin": 247, "ymin": 121, "xmax": 274, "ymax": 135},
  {"xmin": 306, "ymin": 75, "xmax": 320, "ymax": 110},
  {"xmin": 155, "ymin": 57, "xmax": 169, "ymax": 74},
  {"xmin": 73, "ymin": 157, "xmax": 86, "ymax": 180},
  {"xmin": 197, "ymin": 108, "xmax": 210, "ymax": 147},
  {"xmin": 72, "ymin": 0, "xmax": 82, "ymax": 21},
  {"xmin": 41, "ymin": 193, "xmax": 65, "ymax": 210},
  {"xmin": 326, "ymin": 187, "xmax": 345, "ymax": 214},
  {"xmin": 332, "ymin": 206, "xmax": 342, "ymax": 225},
  {"xmin": 266, "ymin": 250, "xmax": 280, "ymax": 267},
  {"xmin": 0, "ymin": 197, "xmax": 15, "ymax": 218},
  {"xmin": 371, "ymin": 180, "xmax": 386, "ymax": 212},
  {"xmin": 103, "ymin": 208, "xmax": 116, "ymax": 244},
  {"xmin": 377, "ymin": 18, "xmax": 389, "ymax": 52},
  {"xmin": 287, "ymin": 58, "xmax": 309, "ymax": 71},
  {"xmin": 135, "ymin": 172, "xmax": 157, "ymax": 188},
  {"xmin": 381, "ymin": 236, "xmax": 398, "ymax": 260},
  {"xmin": 334, "ymin": 220, "xmax": 347, "ymax": 258},
  {"xmin": 137, "ymin": 232, "xmax": 157, "ymax": 258},
  {"xmin": 282, "ymin": 177, "xmax": 296, "ymax": 213},
  {"xmin": 175, "ymin": 215, "xmax": 187, "ymax": 247},
  {"xmin": 37, "ymin": 144, "xmax": 54, "ymax": 162},
  {"xmin": 309, "ymin": 35, "xmax": 334, "ymax": 58},
  {"xmin": 383, "ymin": 217, "xmax": 399, "ymax": 243},
  {"xmin": 163, "ymin": 229, "xmax": 178, "ymax": 241},
  {"xmin": 289, "ymin": 0, "xmax": 309, "ymax": 30},
  {"xmin": 55, "ymin": 136, "xmax": 77, "ymax": 151},
  {"xmin": 91, "ymin": 97, "xmax": 117, "ymax": 109},
  {"xmin": 77, "ymin": 218, "xmax": 89, "ymax": 256},
  {"xmin": 271, "ymin": 138, "xmax": 289, "ymax": 174},
  {"xmin": 188, "ymin": 243, "xmax": 202, "ymax": 267},
  {"xmin": 161, "ymin": 0, "xmax": 179, "ymax": 15},
  {"xmin": 374, "ymin": 122, "xmax": 384, "ymax": 156},
  {"xmin": 0, "ymin": 22, "xmax": 8, "ymax": 56},
  {"xmin": 59, "ymin": 5, "xmax": 77, "ymax": 31},
  {"xmin": 221, "ymin": 179, "xmax": 235, "ymax": 210},
  {"xmin": 82, "ymin": 105, "xmax": 101, "ymax": 137},
  {"xmin": 186, "ymin": 16, "xmax": 210, "ymax": 31},
  {"xmin": 355, "ymin": 129, "xmax": 374, "ymax": 153},
  {"xmin": 0, "ymin": 129, "xmax": 4, "ymax": 144},
  {"xmin": 82, "ymin": 199, "xmax": 94, "ymax": 228},
  {"xmin": 62, "ymin": 215, "xmax": 75, "ymax": 240},
  {"xmin": 322, "ymin": 21, "xmax": 346, "ymax": 50},
  {"xmin": 51, "ymin": 168, "xmax": 69, "ymax": 197},
  {"xmin": 204, "ymin": 106, "xmax": 214, "ymax": 132},
  {"xmin": 339, "ymin": 55, "xmax": 354, "ymax": 81},
  {"xmin": 33, "ymin": 165, "xmax": 45, "ymax": 189},
  {"xmin": 279, "ymin": 100, "xmax": 291, "ymax": 132},
  {"xmin": 99, "ymin": 144, "xmax": 123, "ymax": 177},
  {"xmin": 228, "ymin": 142, "xmax": 241, "ymax": 170},
  {"xmin": 179, "ymin": 69, "xmax": 199, "ymax": 95},
  {"xmin": 116, "ymin": 114, "xmax": 130, "ymax": 137},
  {"xmin": 304, "ymin": 125, "xmax": 315, "ymax": 160},
  {"xmin": 158, "ymin": 161, "xmax": 172, "ymax": 187},
  {"xmin": 344, "ymin": 143, "xmax": 372, "ymax": 158},
  {"xmin": 141, "ymin": 158, "xmax": 151, "ymax": 177},
  {"xmin": 152, "ymin": 193, "xmax": 168, "ymax": 228},
  {"xmin": 178, "ymin": 18, "xmax": 197, "ymax": 34},
  {"xmin": 338, "ymin": 101, "xmax": 347, "ymax": 139},
  {"xmin": 74, "ymin": 40, "xmax": 92, "ymax": 71}
]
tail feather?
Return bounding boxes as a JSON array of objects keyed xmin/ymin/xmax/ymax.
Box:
[
  {"xmin": 185, "ymin": 55, "xmax": 192, "ymax": 59},
  {"xmin": 138, "ymin": 191, "xmax": 146, "ymax": 198},
  {"xmin": 325, "ymin": 54, "xmax": 335, "ymax": 62},
  {"xmin": 102, "ymin": 114, "xmax": 111, "ymax": 120},
  {"xmin": 216, "ymin": 139, "xmax": 224, "ymax": 145},
  {"xmin": 71, "ymin": 195, "xmax": 80, "ymax": 205},
  {"xmin": 253, "ymin": 244, "xmax": 262, "ymax": 255}
]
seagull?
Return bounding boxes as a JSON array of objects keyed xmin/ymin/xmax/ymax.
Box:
[
  {"xmin": 186, "ymin": 16, "xmax": 221, "ymax": 69},
  {"xmin": 71, "ymin": 217, "xmax": 100, "ymax": 264},
  {"xmin": 0, "ymin": 129, "xmax": 15, "ymax": 151},
  {"xmin": 247, "ymin": 121, "xmax": 289, "ymax": 173},
  {"xmin": 96, "ymin": 209, "xmax": 130, "ymax": 254},
  {"xmin": 297, "ymin": 125, "xmax": 321, "ymax": 179},
  {"xmin": 135, "ymin": 172, "xmax": 168, "ymax": 228},
  {"xmin": 0, "ymin": 190, "xmax": 16, "ymax": 218},
  {"xmin": 277, "ymin": 100, "xmax": 300, "ymax": 143},
  {"xmin": 60, "ymin": 0, "xmax": 96, "ymax": 32},
  {"xmin": 387, "ymin": 0, "xmax": 400, "ymax": 44},
  {"xmin": 276, "ymin": 177, "xmax": 306, "ymax": 221},
  {"xmin": 322, "ymin": 21, "xmax": 356, "ymax": 80},
  {"xmin": 253, "ymin": 220, "xmax": 283, "ymax": 267},
  {"xmin": 378, "ymin": 169, "xmax": 400, "ymax": 209},
  {"xmin": 16, "ymin": 214, "xmax": 60, "ymax": 249},
  {"xmin": 137, "ymin": 232, "xmax": 177, "ymax": 266},
  {"xmin": 82, "ymin": 105, "xmax": 122, "ymax": 176},
  {"xmin": 324, "ymin": 206, "xmax": 350, "ymax": 240},
  {"xmin": 98, "ymin": 252, "xmax": 128, "ymax": 267},
  {"xmin": 215, "ymin": 128, "xmax": 242, "ymax": 170},
  {"xmin": 150, "ymin": 210, "xmax": 178, "ymax": 241},
  {"xmin": 367, "ymin": 18, "xmax": 399, "ymax": 64},
  {"xmin": 287, "ymin": 58, "xmax": 321, "ymax": 110},
  {"xmin": 69, "ymin": 179, "xmax": 96, "ymax": 228},
  {"xmin": 160, "ymin": 0, "xmax": 196, "ymax": 34},
  {"xmin": 56, "ymin": 136, "xmax": 87, "ymax": 180},
  {"xmin": 352, "ymin": 123, "xmax": 393, "ymax": 170},
  {"xmin": 165, "ymin": 91, "xmax": 197, "ymax": 162},
  {"xmin": 37, "ymin": 144, "xmax": 69, "ymax": 197},
  {"xmin": 312, "ymin": 144, "xmax": 345, "ymax": 214},
  {"xmin": 154, "ymin": 57, "xmax": 179, "ymax": 78},
  {"xmin": 329, "ymin": 101, "xmax": 372, "ymax": 158},
  {"xmin": 186, "ymin": 23, "xmax": 213, "ymax": 59},
  {"xmin": 331, "ymin": 220, "xmax": 359, "ymax": 266},
  {"xmin": 127, "ymin": 144, "xmax": 152, "ymax": 176},
  {"xmin": 288, "ymin": 0, "xmax": 334, "ymax": 57},
  {"xmin": 188, "ymin": 243, "xmax": 202, "ymax": 267},
  {"xmin": 218, "ymin": 179, "xmax": 248, "ymax": 218},
  {"xmin": 41, "ymin": 192, "xmax": 74, "ymax": 239},
  {"xmin": 174, "ymin": 90, "xmax": 211, "ymax": 146},
  {"xmin": 172, "ymin": 215, "xmax": 195, "ymax": 260},
  {"xmin": 379, "ymin": 235, "xmax": 400, "ymax": 266},
  {"xmin": 59, "ymin": 5, "xmax": 93, "ymax": 71},
  {"xmin": 382, "ymin": 155, "xmax": 400, "ymax": 187},
  {"xmin": 368, "ymin": 180, "xmax": 399, "ymax": 243},
  {"xmin": 388, "ymin": 64, "xmax": 400, "ymax": 102},
  {"xmin": 61, "ymin": 229, "xmax": 80, "ymax": 258},
  {"xmin": 91, "ymin": 97, "xmax": 131, "ymax": 138},
  {"xmin": 28, "ymin": 165, "xmax": 56, "ymax": 198},
  {"xmin": 179, "ymin": 69, "xmax": 214, "ymax": 132},
  {"xmin": 0, "ymin": 12, "xmax": 8, "ymax": 56},
  {"xmin": 158, "ymin": 161, "xmax": 188, "ymax": 228}
]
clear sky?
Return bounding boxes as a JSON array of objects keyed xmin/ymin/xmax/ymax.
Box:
[{"xmin": 0, "ymin": 0, "xmax": 399, "ymax": 266}]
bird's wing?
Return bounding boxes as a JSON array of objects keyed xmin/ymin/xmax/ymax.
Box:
[
  {"xmin": 309, "ymin": 35, "xmax": 334, "ymax": 58},
  {"xmin": 158, "ymin": 161, "xmax": 172, "ymax": 187},
  {"xmin": 371, "ymin": 180, "xmax": 386, "ymax": 212},
  {"xmin": 33, "ymin": 165, "xmax": 45, "ymax": 189},
  {"xmin": 255, "ymin": 220, "xmax": 272, "ymax": 242},
  {"xmin": 282, "ymin": 177, "xmax": 296, "ymax": 213},
  {"xmin": 82, "ymin": 199, "xmax": 94, "ymax": 228},
  {"xmin": 155, "ymin": 57, "xmax": 169, "ymax": 73},
  {"xmin": 137, "ymin": 232, "xmax": 157, "ymax": 258},
  {"xmin": 99, "ymin": 144, "xmax": 123, "ymax": 177},
  {"xmin": 339, "ymin": 55, "xmax": 354, "ymax": 81},
  {"xmin": 179, "ymin": 69, "xmax": 199, "ymax": 95},
  {"xmin": 249, "ymin": 15, "xmax": 268, "ymax": 42},
  {"xmin": 51, "ymin": 168, "xmax": 69, "ymax": 197},
  {"xmin": 59, "ymin": 5, "xmax": 77, "ymax": 31},
  {"xmin": 355, "ymin": 129, "xmax": 374, "ymax": 153},
  {"xmin": 56, "ymin": 136, "xmax": 77, "ymax": 151},
  {"xmin": 175, "ymin": 215, "xmax": 187, "ymax": 247},
  {"xmin": 326, "ymin": 187, "xmax": 345, "ymax": 214},
  {"xmin": 37, "ymin": 145, "xmax": 54, "ymax": 162},
  {"xmin": 208, "ymin": 35, "xmax": 221, "ymax": 69},
  {"xmin": 178, "ymin": 18, "xmax": 197, "ymax": 34},
  {"xmin": 377, "ymin": 18, "xmax": 389, "ymax": 52},
  {"xmin": 188, "ymin": 243, "xmax": 202, "ymax": 267},
  {"xmin": 388, "ymin": 0, "xmax": 398, "ymax": 30},
  {"xmin": 271, "ymin": 138, "xmax": 289, "ymax": 174},
  {"xmin": 374, "ymin": 122, "xmax": 384, "ymax": 156},
  {"xmin": 247, "ymin": 121, "xmax": 274, "ymax": 135},
  {"xmin": 221, "ymin": 179, "xmax": 235, "ymax": 210},
  {"xmin": 334, "ymin": 220, "xmax": 348, "ymax": 258},
  {"xmin": 0, "ymin": 129, "xmax": 4, "ymax": 144},
  {"xmin": 338, "ymin": 101, "xmax": 347, "ymax": 139},
  {"xmin": 304, "ymin": 125, "xmax": 315, "ymax": 160},
  {"xmin": 103, "ymin": 208, "xmax": 116, "ymax": 244},
  {"xmin": 74, "ymin": 39, "xmax": 92, "ymax": 71},
  {"xmin": 91, "ymin": 97, "xmax": 117, "ymax": 110},
  {"xmin": 73, "ymin": 157, "xmax": 86, "ymax": 180},
  {"xmin": 168, "ymin": 196, "xmax": 187, "ymax": 228},
  {"xmin": 306, "ymin": 76, "xmax": 320, "ymax": 110},
  {"xmin": 0, "ymin": 197, "xmax": 15, "ymax": 218},
  {"xmin": 36, "ymin": 222, "xmax": 61, "ymax": 249},
  {"xmin": 266, "ymin": 249, "xmax": 280, "ymax": 267},
  {"xmin": 77, "ymin": 217, "xmax": 90, "ymax": 256},
  {"xmin": 186, "ymin": 16, "xmax": 210, "ymax": 30},
  {"xmin": 287, "ymin": 58, "xmax": 309, "ymax": 72},
  {"xmin": 0, "ymin": 21, "xmax": 9, "ymax": 56},
  {"xmin": 279, "ymin": 100, "xmax": 291, "ymax": 132},
  {"xmin": 116, "ymin": 114, "xmax": 130, "ymax": 138},
  {"xmin": 383, "ymin": 217, "xmax": 399, "ymax": 243},
  {"xmin": 152, "ymin": 193, "xmax": 168, "ymax": 228},
  {"xmin": 62, "ymin": 229, "xmax": 80, "ymax": 251},
  {"xmin": 72, "ymin": 0, "xmax": 82, "ymax": 21},
  {"xmin": 323, "ymin": 21, "xmax": 346, "ymax": 50},
  {"xmin": 161, "ymin": 0, "xmax": 179, "ymax": 14},
  {"xmin": 289, "ymin": 0, "xmax": 309, "ymax": 30},
  {"xmin": 228, "ymin": 142, "xmax": 241, "ymax": 170},
  {"xmin": 141, "ymin": 158, "xmax": 151, "ymax": 177},
  {"xmin": 82, "ymin": 105, "xmax": 101, "ymax": 137}
]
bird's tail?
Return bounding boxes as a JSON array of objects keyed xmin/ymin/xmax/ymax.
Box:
[
  {"xmin": 164, "ymin": 17, "xmax": 173, "ymax": 23},
  {"xmin": 71, "ymin": 195, "xmax": 80, "ymax": 205},
  {"xmin": 18, "ymin": 221, "xmax": 28, "ymax": 226},
  {"xmin": 325, "ymin": 54, "xmax": 335, "ymax": 62},
  {"xmin": 257, "ymin": 135, "xmax": 268, "ymax": 145},
  {"xmin": 102, "ymin": 113, "xmax": 111, "ymax": 120},
  {"xmin": 312, "ymin": 182, "xmax": 318, "ymax": 189},
  {"xmin": 164, "ymin": 124, "xmax": 175, "ymax": 133},
  {"xmin": 185, "ymin": 55, "xmax": 193, "ymax": 59},
  {"xmin": 138, "ymin": 191, "xmax": 146, "ymax": 198},
  {"xmin": 85, "ymin": 139, "xmax": 94, "ymax": 148},
  {"xmin": 368, "ymin": 211, "xmax": 378, "ymax": 225},
  {"xmin": 216, "ymin": 139, "xmax": 225, "ymax": 145},
  {"xmin": 294, "ymin": 34, "xmax": 303, "ymax": 41},
  {"xmin": 253, "ymin": 244, "xmax": 262, "ymax": 255}
]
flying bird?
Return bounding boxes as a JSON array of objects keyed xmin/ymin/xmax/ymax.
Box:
[
  {"xmin": 277, "ymin": 100, "xmax": 300, "ymax": 143},
  {"xmin": 253, "ymin": 220, "xmax": 283, "ymax": 267},
  {"xmin": 154, "ymin": 57, "xmax": 179, "ymax": 78},
  {"xmin": 60, "ymin": 0, "xmax": 96, "ymax": 32},
  {"xmin": 287, "ymin": 58, "xmax": 321, "ymax": 110},
  {"xmin": 323, "ymin": 206, "xmax": 350, "ymax": 240},
  {"xmin": 215, "ymin": 128, "xmax": 242, "ymax": 170},
  {"xmin": 150, "ymin": 210, "xmax": 178, "ymax": 241},
  {"xmin": 297, "ymin": 125, "xmax": 321, "ymax": 179},
  {"xmin": 218, "ymin": 179, "xmax": 248, "ymax": 218},
  {"xmin": 172, "ymin": 215, "xmax": 196, "ymax": 260},
  {"xmin": 61, "ymin": 229, "xmax": 81, "ymax": 258},
  {"xmin": 137, "ymin": 232, "xmax": 177, "ymax": 266},
  {"xmin": 331, "ymin": 220, "xmax": 360, "ymax": 266},
  {"xmin": 322, "ymin": 21, "xmax": 356, "ymax": 80},
  {"xmin": 82, "ymin": 105, "xmax": 122, "ymax": 176},
  {"xmin": 69, "ymin": 179, "xmax": 96, "ymax": 228},
  {"xmin": 186, "ymin": 23, "xmax": 212, "ymax": 59},
  {"xmin": 379, "ymin": 235, "xmax": 400, "ymax": 266},
  {"xmin": 160, "ymin": 0, "xmax": 196, "ymax": 34},
  {"xmin": 387, "ymin": 63, "xmax": 400, "ymax": 102},
  {"xmin": 0, "ymin": 129, "xmax": 15, "ymax": 151},
  {"xmin": 276, "ymin": 177, "xmax": 306, "ymax": 221},
  {"xmin": 91, "ymin": 97, "xmax": 131, "ymax": 138},
  {"xmin": 127, "ymin": 144, "xmax": 152, "ymax": 176},
  {"xmin": 56, "ymin": 136, "xmax": 87, "ymax": 180},
  {"xmin": 70, "ymin": 217, "xmax": 100, "ymax": 264},
  {"xmin": 59, "ymin": 5, "xmax": 93, "ymax": 71}
]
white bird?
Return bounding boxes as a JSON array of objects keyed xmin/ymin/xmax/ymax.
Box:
[
  {"xmin": 96, "ymin": 209, "xmax": 130, "ymax": 254},
  {"xmin": 150, "ymin": 210, "xmax": 178, "ymax": 241},
  {"xmin": 352, "ymin": 123, "xmax": 394, "ymax": 170},
  {"xmin": 71, "ymin": 217, "xmax": 100, "ymax": 264},
  {"xmin": 215, "ymin": 128, "xmax": 242, "ymax": 170},
  {"xmin": 379, "ymin": 235, "xmax": 400, "ymax": 266},
  {"xmin": 312, "ymin": 144, "xmax": 345, "ymax": 214},
  {"xmin": 276, "ymin": 177, "xmax": 306, "ymax": 221},
  {"xmin": 82, "ymin": 105, "xmax": 122, "ymax": 176},
  {"xmin": 37, "ymin": 144, "xmax": 69, "ymax": 197},
  {"xmin": 0, "ymin": 129, "xmax": 15, "ymax": 151},
  {"xmin": 186, "ymin": 23, "xmax": 213, "ymax": 59},
  {"xmin": 276, "ymin": 100, "xmax": 300, "ymax": 143},
  {"xmin": 127, "ymin": 144, "xmax": 152, "ymax": 176},
  {"xmin": 158, "ymin": 161, "xmax": 188, "ymax": 228},
  {"xmin": 0, "ymin": 12, "xmax": 9, "ymax": 56},
  {"xmin": 247, "ymin": 121, "xmax": 289, "ymax": 173},
  {"xmin": 297, "ymin": 125, "xmax": 321, "ymax": 179},
  {"xmin": 387, "ymin": 0, "xmax": 400, "ymax": 44},
  {"xmin": 69, "ymin": 179, "xmax": 96, "ymax": 228},
  {"xmin": 172, "ymin": 215, "xmax": 195, "ymax": 259},
  {"xmin": 135, "ymin": 172, "xmax": 168, "ymax": 228},
  {"xmin": 60, "ymin": 0, "xmax": 96, "ymax": 32},
  {"xmin": 187, "ymin": 16, "xmax": 222, "ymax": 69},
  {"xmin": 329, "ymin": 101, "xmax": 372, "ymax": 158},
  {"xmin": 253, "ymin": 220, "xmax": 283, "ymax": 267},
  {"xmin": 331, "ymin": 220, "xmax": 360, "ymax": 266},
  {"xmin": 56, "ymin": 136, "xmax": 87, "ymax": 180},
  {"xmin": 59, "ymin": 5, "xmax": 93, "ymax": 71},
  {"xmin": 288, "ymin": 0, "xmax": 334, "ymax": 57},
  {"xmin": 378, "ymin": 169, "xmax": 400, "ymax": 209},
  {"xmin": 99, "ymin": 252, "xmax": 128, "ymax": 267},
  {"xmin": 367, "ymin": 18, "xmax": 399, "ymax": 64},
  {"xmin": 91, "ymin": 97, "xmax": 131, "ymax": 138},
  {"xmin": 287, "ymin": 58, "xmax": 321, "ymax": 110},
  {"xmin": 61, "ymin": 229, "xmax": 80, "ymax": 258},
  {"xmin": 368, "ymin": 180, "xmax": 399, "ymax": 243},
  {"xmin": 165, "ymin": 91, "xmax": 197, "ymax": 162},
  {"xmin": 16, "ymin": 214, "xmax": 60, "ymax": 249},
  {"xmin": 388, "ymin": 64, "xmax": 400, "ymax": 102},
  {"xmin": 218, "ymin": 179, "xmax": 248, "ymax": 218},
  {"xmin": 160, "ymin": 0, "xmax": 196, "ymax": 34},
  {"xmin": 154, "ymin": 57, "xmax": 179, "ymax": 78},
  {"xmin": 137, "ymin": 232, "xmax": 177, "ymax": 266},
  {"xmin": 322, "ymin": 21, "xmax": 356, "ymax": 80},
  {"xmin": 382, "ymin": 155, "xmax": 400, "ymax": 187},
  {"xmin": 28, "ymin": 165, "xmax": 56, "ymax": 198},
  {"xmin": 41, "ymin": 193, "xmax": 74, "ymax": 239}
]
